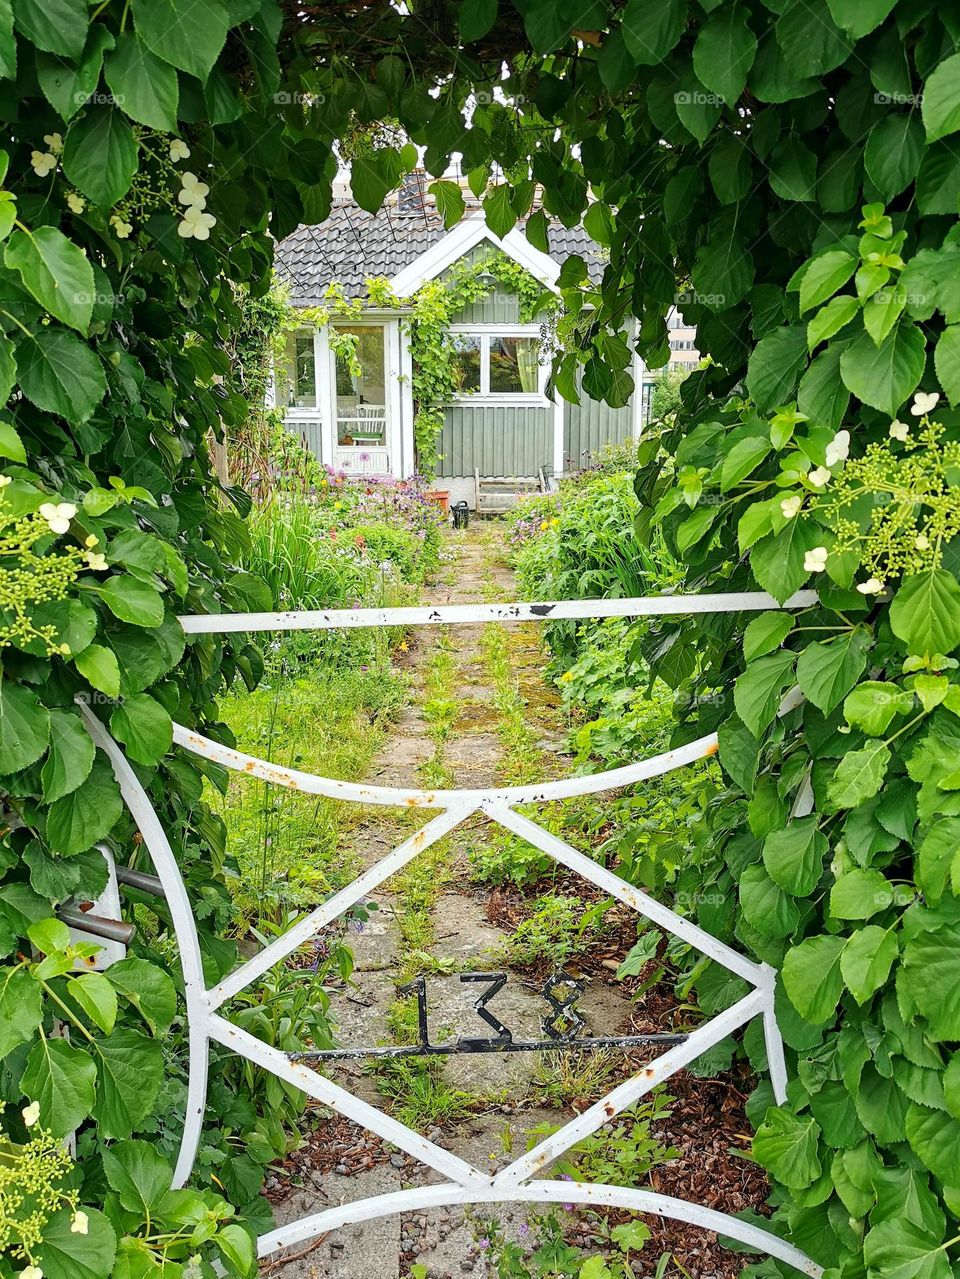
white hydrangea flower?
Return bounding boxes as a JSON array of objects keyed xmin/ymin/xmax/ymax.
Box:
[
  {"xmin": 178, "ymin": 171, "xmax": 209, "ymax": 207},
  {"xmin": 70, "ymin": 1212, "xmax": 89, "ymax": 1236},
  {"xmin": 808, "ymin": 466, "xmax": 831, "ymax": 488},
  {"xmin": 84, "ymin": 534, "xmax": 99, "ymax": 548},
  {"xmin": 38, "ymin": 502, "xmax": 76, "ymax": 534},
  {"xmin": 43, "ymin": 133, "xmax": 63, "ymax": 154},
  {"xmin": 856, "ymin": 578, "xmax": 884, "ymax": 595},
  {"xmin": 210, "ymin": 373, "xmax": 224, "ymax": 385},
  {"xmin": 84, "ymin": 551, "xmax": 108, "ymax": 571},
  {"xmin": 915, "ymin": 533, "xmax": 930, "ymax": 551},
  {"xmin": 21, "ymin": 1266, "xmax": 43, "ymax": 1279},
  {"xmin": 66, "ymin": 192, "xmax": 85, "ymax": 214},
  {"xmin": 21, "ymin": 1101, "xmax": 40, "ymax": 1126},
  {"xmin": 804, "ymin": 546, "xmax": 828, "ymax": 573},
  {"xmin": 889, "ymin": 419, "xmax": 909, "ymax": 441},
  {"xmin": 911, "ymin": 391, "xmax": 940, "ymax": 416},
  {"xmin": 110, "ymin": 214, "xmax": 133, "ymax": 239},
  {"xmin": 825, "ymin": 429, "xmax": 850, "ymax": 466},
  {"xmin": 169, "ymin": 139, "xmax": 191, "ymax": 162},
  {"xmin": 780, "ymin": 495, "xmax": 803, "ymax": 519},
  {"xmin": 178, "ymin": 205, "xmax": 216, "ymax": 240},
  {"xmin": 30, "ymin": 150, "xmax": 56, "ymax": 177},
  {"xmin": 0, "ymin": 474, "xmax": 11, "ymax": 487}
]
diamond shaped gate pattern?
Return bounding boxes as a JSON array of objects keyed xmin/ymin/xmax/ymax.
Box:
[{"xmin": 79, "ymin": 593, "xmax": 822, "ymax": 1277}]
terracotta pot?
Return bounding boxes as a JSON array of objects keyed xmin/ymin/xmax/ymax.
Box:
[{"xmin": 424, "ymin": 489, "xmax": 450, "ymax": 514}]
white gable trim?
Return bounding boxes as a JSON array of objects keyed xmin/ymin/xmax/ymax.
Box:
[{"xmin": 388, "ymin": 214, "xmax": 561, "ymax": 297}]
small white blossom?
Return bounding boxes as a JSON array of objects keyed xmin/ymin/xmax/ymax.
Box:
[
  {"xmin": 857, "ymin": 578, "xmax": 884, "ymax": 595},
  {"xmin": 169, "ymin": 139, "xmax": 191, "ymax": 162},
  {"xmin": 21, "ymin": 1266, "xmax": 43, "ymax": 1279},
  {"xmin": 38, "ymin": 502, "xmax": 76, "ymax": 535},
  {"xmin": 889, "ymin": 419, "xmax": 909, "ymax": 441},
  {"xmin": 804, "ymin": 546, "xmax": 828, "ymax": 573},
  {"xmin": 84, "ymin": 551, "xmax": 108, "ymax": 571},
  {"xmin": 780, "ymin": 495, "xmax": 803, "ymax": 519},
  {"xmin": 109, "ymin": 213, "xmax": 133, "ymax": 239},
  {"xmin": 21, "ymin": 1101, "xmax": 40, "ymax": 1127},
  {"xmin": 0, "ymin": 475, "xmax": 11, "ymax": 487},
  {"xmin": 84, "ymin": 534, "xmax": 99, "ymax": 548},
  {"xmin": 66, "ymin": 192, "xmax": 85, "ymax": 214},
  {"xmin": 915, "ymin": 533, "xmax": 930, "ymax": 551},
  {"xmin": 210, "ymin": 373, "xmax": 224, "ymax": 385},
  {"xmin": 825, "ymin": 430, "xmax": 850, "ymax": 466},
  {"xmin": 30, "ymin": 150, "xmax": 56, "ymax": 177},
  {"xmin": 70, "ymin": 1212, "xmax": 89, "ymax": 1236},
  {"xmin": 911, "ymin": 391, "xmax": 940, "ymax": 416},
  {"xmin": 178, "ymin": 171, "xmax": 209, "ymax": 208},
  {"xmin": 808, "ymin": 466, "xmax": 831, "ymax": 488},
  {"xmin": 43, "ymin": 133, "xmax": 63, "ymax": 155},
  {"xmin": 177, "ymin": 205, "xmax": 216, "ymax": 241}
]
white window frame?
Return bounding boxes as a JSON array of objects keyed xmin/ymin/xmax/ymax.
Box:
[{"xmin": 447, "ymin": 324, "xmax": 549, "ymax": 405}]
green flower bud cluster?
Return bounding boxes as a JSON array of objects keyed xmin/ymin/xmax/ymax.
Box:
[
  {"xmin": 0, "ymin": 1110, "xmax": 78, "ymax": 1265},
  {"xmin": 0, "ymin": 490, "xmax": 87, "ymax": 656}
]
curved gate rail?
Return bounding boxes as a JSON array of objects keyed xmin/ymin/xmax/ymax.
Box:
[{"xmin": 78, "ymin": 589, "xmax": 822, "ymax": 1277}]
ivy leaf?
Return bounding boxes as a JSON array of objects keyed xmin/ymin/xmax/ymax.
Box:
[
  {"xmin": 109, "ymin": 693, "xmax": 172, "ymax": 766},
  {"xmin": 743, "ymin": 612, "xmax": 794, "ymax": 663},
  {"xmin": 62, "ymin": 107, "xmax": 139, "ymax": 208},
  {"xmin": 16, "ymin": 328, "xmax": 107, "ymax": 424},
  {"xmin": 830, "ymin": 868, "xmax": 893, "ymax": 920},
  {"xmin": 734, "ymin": 650, "xmax": 796, "ymax": 738},
  {"xmin": 93, "ymin": 1028, "xmax": 164, "ymax": 1139},
  {"xmin": 828, "ymin": 741, "xmax": 891, "ymax": 810},
  {"xmin": 753, "ymin": 1107, "xmax": 822, "ymax": 1188},
  {"xmin": 839, "ymin": 322, "xmax": 926, "ymax": 417},
  {"xmin": 621, "ymin": 0, "xmax": 687, "ymax": 66},
  {"xmin": 0, "ymin": 679, "xmax": 50, "ymax": 773},
  {"xmin": 132, "ymin": 0, "xmax": 229, "ymax": 80},
  {"xmin": 796, "ymin": 629, "xmax": 870, "ymax": 714},
  {"xmin": 46, "ymin": 754, "xmax": 123, "ymax": 856},
  {"xmin": 11, "ymin": 0, "xmax": 87, "ymax": 58},
  {"xmin": 0, "ymin": 966, "xmax": 43, "ymax": 1056},
  {"xmin": 890, "ymin": 571, "xmax": 960, "ymax": 656},
  {"xmin": 459, "ymin": 0, "xmax": 498, "ymax": 42},
  {"xmin": 4, "ymin": 227, "xmax": 95, "ymax": 333},
  {"xmin": 41, "ymin": 710, "xmax": 95, "ymax": 804},
  {"xmin": 762, "ymin": 815, "xmax": 826, "ymax": 896},
  {"xmin": 922, "ymin": 52, "xmax": 960, "ymax": 144},
  {"xmin": 693, "ymin": 7, "xmax": 756, "ymax": 104},
  {"xmin": 797, "ymin": 249, "xmax": 857, "ymax": 314},
  {"xmin": 106, "ymin": 957, "xmax": 177, "ymax": 1034},
  {"xmin": 840, "ymin": 926, "xmax": 898, "ymax": 1005},
  {"xmin": 35, "ymin": 1207, "xmax": 116, "ymax": 1279},
  {"xmin": 104, "ymin": 31, "xmax": 179, "ymax": 132},
  {"xmin": 903, "ymin": 926, "xmax": 960, "ymax": 1040},
  {"xmin": 746, "ymin": 325, "xmax": 808, "ymax": 413},
  {"xmin": 844, "ymin": 681, "xmax": 914, "ymax": 736},
  {"xmin": 428, "ymin": 180, "xmax": 465, "ymax": 230},
  {"xmin": 782, "ymin": 934, "xmax": 845, "ymax": 1022},
  {"xmin": 101, "ymin": 1139, "xmax": 172, "ymax": 1215},
  {"xmin": 20, "ymin": 1034, "xmax": 97, "ymax": 1137}
]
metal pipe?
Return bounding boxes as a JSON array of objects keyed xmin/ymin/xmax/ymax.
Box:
[
  {"xmin": 57, "ymin": 907, "xmax": 136, "ymax": 944},
  {"xmin": 115, "ymin": 865, "xmax": 166, "ymax": 898}
]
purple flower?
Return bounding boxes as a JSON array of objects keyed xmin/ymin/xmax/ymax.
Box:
[{"xmin": 478, "ymin": 1238, "xmax": 490, "ymax": 1251}]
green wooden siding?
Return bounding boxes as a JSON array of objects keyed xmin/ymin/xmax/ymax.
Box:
[
  {"xmin": 563, "ymin": 392, "xmax": 634, "ymax": 469},
  {"xmin": 436, "ymin": 404, "xmax": 553, "ymax": 477}
]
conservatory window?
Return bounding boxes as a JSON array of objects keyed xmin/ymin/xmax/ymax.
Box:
[
  {"xmin": 450, "ymin": 331, "xmax": 544, "ymax": 398},
  {"xmin": 278, "ymin": 331, "xmax": 317, "ymax": 409}
]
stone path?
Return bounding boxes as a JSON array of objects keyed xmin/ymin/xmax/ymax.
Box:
[{"xmin": 266, "ymin": 526, "xmax": 636, "ymax": 1279}]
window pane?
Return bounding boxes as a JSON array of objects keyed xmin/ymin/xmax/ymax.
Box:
[
  {"xmin": 451, "ymin": 334, "xmax": 481, "ymax": 392},
  {"xmin": 279, "ymin": 332, "xmax": 317, "ymax": 408},
  {"xmin": 489, "ymin": 336, "xmax": 539, "ymax": 393},
  {"xmin": 335, "ymin": 325, "xmax": 387, "ymax": 445}
]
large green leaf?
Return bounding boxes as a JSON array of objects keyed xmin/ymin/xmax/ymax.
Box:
[
  {"xmin": 782, "ymin": 934, "xmax": 845, "ymax": 1022},
  {"xmin": 739, "ymin": 863, "xmax": 802, "ymax": 938},
  {"xmin": 4, "ymin": 227, "xmax": 95, "ymax": 333},
  {"xmin": 692, "ymin": 7, "xmax": 756, "ymax": 104},
  {"xmin": 864, "ymin": 114, "xmax": 924, "ymax": 200},
  {"xmin": 35, "ymin": 1207, "xmax": 116, "ymax": 1279},
  {"xmin": 36, "ymin": 27, "xmax": 115, "ymax": 120},
  {"xmin": 720, "ymin": 434, "xmax": 770, "ymax": 489},
  {"xmin": 840, "ymin": 926, "xmax": 898, "ymax": 1004},
  {"xmin": 762, "ymin": 816, "xmax": 826, "ymax": 896},
  {"xmin": 20, "ymin": 1034, "xmax": 97, "ymax": 1136},
  {"xmin": 863, "ymin": 1220, "xmax": 952, "ymax": 1279},
  {"xmin": 746, "ymin": 325, "xmax": 808, "ymax": 412},
  {"xmin": 62, "ymin": 107, "xmax": 138, "ymax": 208},
  {"xmin": 104, "ymin": 31, "xmax": 179, "ymax": 132},
  {"xmin": 768, "ymin": 136, "xmax": 817, "ymax": 202},
  {"xmin": 93, "ymin": 1030, "xmax": 164, "ymax": 1139},
  {"xmin": 917, "ymin": 819, "xmax": 960, "ymax": 904},
  {"xmin": 839, "ymin": 322, "xmax": 926, "ymax": 416},
  {"xmin": 11, "ymin": 0, "xmax": 87, "ymax": 58},
  {"xmin": 843, "ymin": 681, "xmax": 914, "ymax": 735},
  {"xmin": 459, "ymin": 0, "xmax": 498, "ymax": 42},
  {"xmin": 734, "ymin": 650, "xmax": 796, "ymax": 738},
  {"xmin": 830, "ymin": 867, "xmax": 893, "ymax": 920},
  {"xmin": 41, "ymin": 709, "xmax": 95, "ymax": 803},
  {"xmin": 743, "ymin": 611, "xmax": 794, "ymax": 663},
  {"xmin": 0, "ymin": 966, "xmax": 42, "ymax": 1056},
  {"xmin": 17, "ymin": 328, "xmax": 106, "ymax": 424},
  {"xmin": 775, "ymin": 0, "xmax": 851, "ymax": 77},
  {"xmin": 905, "ymin": 1104, "xmax": 960, "ymax": 1185},
  {"xmin": 101, "ymin": 1139, "xmax": 173, "ymax": 1215},
  {"xmin": 132, "ymin": 0, "xmax": 229, "ymax": 80},
  {"xmin": 828, "ymin": 741, "xmax": 891, "ymax": 810},
  {"xmin": 0, "ymin": 678, "xmax": 50, "ymax": 773},
  {"xmin": 903, "ymin": 927, "xmax": 960, "ymax": 1040},
  {"xmin": 72, "ymin": 971, "xmax": 117, "ymax": 1035},
  {"xmin": 890, "ymin": 571, "xmax": 960, "ymax": 656},
  {"xmin": 74, "ymin": 643, "xmax": 121, "ymax": 698},
  {"xmin": 825, "ymin": 0, "xmax": 896, "ymax": 37},
  {"xmin": 934, "ymin": 325, "xmax": 960, "ymax": 408},
  {"xmin": 798, "ymin": 343, "xmax": 850, "ymax": 428},
  {"xmin": 110, "ymin": 693, "xmax": 172, "ymax": 766},
  {"xmin": 796, "ymin": 629, "xmax": 870, "ymax": 714},
  {"xmin": 753, "ymin": 1107, "xmax": 822, "ymax": 1187},
  {"xmin": 922, "ymin": 52, "xmax": 960, "ymax": 143},
  {"xmin": 99, "ymin": 576, "xmax": 165, "ymax": 627},
  {"xmin": 106, "ymin": 957, "xmax": 176, "ymax": 1034},
  {"xmin": 798, "ymin": 249, "xmax": 857, "ymax": 314},
  {"xmin": 751, "ymin": 518, "xmax": 823, "ymax": 604},
  {"xmin": 622, "ymin": 0, "xmax": 687, "ymax": 66},
  {"xmin": 46, "ymin": 754, "xmax": 123, "ymax": 855}
]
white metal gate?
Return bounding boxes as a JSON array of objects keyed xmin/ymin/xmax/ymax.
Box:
[{"xmin": 79, "ymin": 591, "xmax": 821, "ymax": 1276}]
